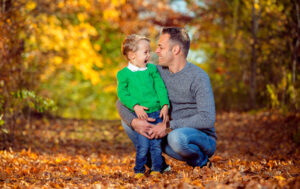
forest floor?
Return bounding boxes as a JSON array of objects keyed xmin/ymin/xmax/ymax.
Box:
[{"xmin": 0, "ymin": 112, "xmax": 299, "ymax": 188}]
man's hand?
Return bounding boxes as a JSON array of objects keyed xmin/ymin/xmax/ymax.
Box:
[
  {"xmin": 159, "ymin": 105, "xmax": 169, "ymax": 123},
  {"xmin": 131, "ymin": 118, "xmax": 155, "ymax": 139},
  {"xmin": 149, "ymin": 122, "xmax": 168, "ymax": 139},
  {"xmin": 133, "ymin": 105, "xmax": 149, "ymax": 120}
]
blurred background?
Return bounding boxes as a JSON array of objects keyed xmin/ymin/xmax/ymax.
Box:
[{"xmin": 0, "ymin": 0, "xmax": 299, "ymax": 127}]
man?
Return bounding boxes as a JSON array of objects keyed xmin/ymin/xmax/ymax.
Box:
[{"xmin": 116, "ymin": 27, "xmax": 217, "ymax": 171}]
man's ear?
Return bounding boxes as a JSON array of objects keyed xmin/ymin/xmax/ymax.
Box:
[
  {"xmin": 172, "ymin": 44, "xmax": 181, "ymax": 55},
  {"xmin": 128, "ymin": 51, "xmax": 135, "ymax": 61}
]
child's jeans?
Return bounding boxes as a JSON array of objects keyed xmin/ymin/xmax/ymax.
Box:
[{"xmin": 134, "ymin": 110, "xmax": 163, "ymax": 173}]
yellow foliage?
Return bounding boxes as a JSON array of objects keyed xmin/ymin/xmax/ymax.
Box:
[
  {"xmin": 101, "ymin": 0, "xmax": 126, "ymax": 22},
  {"xmin": 25, "ymin": 1, "xmax": 36, "ymax": 11},
  {"xmin": 30, "ymin": 14, "xmax": 103, "ymax": 84},
  {"xmin": 103, "ymin": 9, "xmax": 120, "ymax": 21},
  {"xmin": 53, "ymin": 56, "xmax": 63, "ymax": 65},
  {"xmin": 77, "ymin": 13, "xmax": 88, "ymax": 22},
  {"xmin": 104, "ymin": 85, "xmax": 117, "ymax": 93},
  {"xmin": 20, "ymin": 0, "xmax": 127, "ymax": 90},
  {"xmin": 78, "ymin": 0, "xmax": 91, "ymax": 9},
  {"xmin": 58, "ymin": 1, "xmax": 64, "ymax": 8},
  {"xmin": 94, "ymin": 44, "xmax": 101, "ymax": 51}
]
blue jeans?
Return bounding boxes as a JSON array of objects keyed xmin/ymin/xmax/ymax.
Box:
[
  {"xmin": 133, "ymin": 111, "xmax": 163, "ymax": 173},
  {"xmin": 121, "ymin": 120, "xmax": 216, "ymax": 168}
]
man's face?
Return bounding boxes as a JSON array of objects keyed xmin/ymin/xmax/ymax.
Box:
[{"xmin": 155, "ymin": 34, "xmax": 174, "ymax": 67}]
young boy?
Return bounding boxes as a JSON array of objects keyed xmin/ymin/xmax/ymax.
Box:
[{"xmin": 117, "ymin": 34, "xmax": 169, "ymax": 178}]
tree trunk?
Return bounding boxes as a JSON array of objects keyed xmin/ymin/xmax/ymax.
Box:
[
  {"xmin": 293, "ymin": 0, "xmax": 300, "ymax": 86},
  {"xmin": 250, "ymin": 0, "xmax": 258, "ymax": 109}
]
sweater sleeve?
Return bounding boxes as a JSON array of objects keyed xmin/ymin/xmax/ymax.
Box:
[
  {"xmin": 150, "ymin": 65, "xmax": 170, "ymax": 108},
  {"xmin": 117, "ymin": 70, "xmax": 138, "ymax": 110},
  {"xmin": 170, "ymin": 72, "xmax": 216, "ymax": 130},
  {"xmin": 116, "ymin": 100, "xmax": 136, "ymax": 127}
]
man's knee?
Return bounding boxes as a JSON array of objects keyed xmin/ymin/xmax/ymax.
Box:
[{"xmin": 167, "ymin": 129, "xmax": 188, "ymax": 153}]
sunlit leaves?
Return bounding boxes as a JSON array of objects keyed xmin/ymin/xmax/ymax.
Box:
[
  {"xmin": 26, "ymin": 13, "xmax": 102, "ymax": 85},
  {"xmin": 22, "ymin": 0, "xmax": 129, "ymax": 87}
]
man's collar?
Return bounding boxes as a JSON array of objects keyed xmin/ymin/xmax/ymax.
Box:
[{"xmin": 127, "ymin": 62, "xmax": 147, "ymax": 72}]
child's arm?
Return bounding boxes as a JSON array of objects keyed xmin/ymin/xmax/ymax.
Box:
[
  {"xmin": 117, "ymin": 71, "xmax": 139, "ymax": 111},
  {"xmin": 117, "ymin": 70, "xmax": 148, "ymax": 120},
  {"xmin": 133, "ymin": 105, "xmax": 149, "ymax": 120},
  {"xmin": 160, "ymin": 104, "xmax": 169, "ymax": 123}
]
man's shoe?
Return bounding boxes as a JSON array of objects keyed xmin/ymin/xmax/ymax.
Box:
[
  {"xmin": 190, "ymin": 159, "xmax": 212, "ymax": 169},
  {"xmin": 135, "ymin": 173, "xmax": 145, "ymax": 179}
]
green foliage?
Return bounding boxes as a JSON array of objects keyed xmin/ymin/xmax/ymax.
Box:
[
  {"xmin": 39, "ymin": 69, "xmax": 119, "ymax": 120},
  {"xmin": 0, "ymin": 89, "xmax": 56, "ymax": 135},
  {"xmin": 266, "ymin": 84, "xmax": 280, "ymax": 109},
  {"xmin": 266, "ymin": 72, "xmax": 299, "ymax": 111},
  {"xmin": 11, "ymin": 89, "xmax": 57, "ymax": 113},
  {"xmin": 0, "ymin": 114, "xmax": 8, "ymax": 134}
]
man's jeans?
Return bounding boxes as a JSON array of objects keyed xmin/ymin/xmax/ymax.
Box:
[
  {"xmin": 133, "ymin": 111, "xmax": 163, "ymax": 173},
  {"xmin": 122, "ymin": 120, "xmax": 216, "ymax": 168}
]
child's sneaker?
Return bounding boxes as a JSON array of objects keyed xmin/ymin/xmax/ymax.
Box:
[
  {"xmin": 150, "ymin": 171, "xmax": 161, "ymax": 177},
  {"xmin": 135, "ymin": 173, "xmax": 145, "ymax": 179}
]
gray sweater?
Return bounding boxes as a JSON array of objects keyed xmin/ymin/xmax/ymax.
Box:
[{"xmin": 116, "ymin": 62, "xmax": 217, "ymax": 139}]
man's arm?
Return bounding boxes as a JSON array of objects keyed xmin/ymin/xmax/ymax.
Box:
[
  {"xmin": 169, "ymin": 72, "xmax": 216, "ymax": 130},
  {"xmin": 116, "ymin": 100, "xmax": 135, "ymax": 127}
]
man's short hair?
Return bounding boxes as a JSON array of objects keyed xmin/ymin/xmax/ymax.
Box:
[
  {"xmin": 162, "ymin": 27, "xmax": 190, "ymax": 57},
  {"xmin": 122, "ymin": 34, "xmax": 150, "ymax": 60}
]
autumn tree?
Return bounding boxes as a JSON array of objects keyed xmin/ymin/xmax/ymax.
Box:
[
  {"xmin": 0, "ymin": 0, "xmax": 54, "ymax": 139},
  {"xmin": 0, "ymin": 0, "xmax": 190, "ymax": 135},
  {"xmin": 186, "ymin": 0, "xmax": 299, "ymax": 111}
]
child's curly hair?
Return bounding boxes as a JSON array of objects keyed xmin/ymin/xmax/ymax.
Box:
[{"xmin": 122, "ymin": 34, "xmax": 150, "ymax": 60}]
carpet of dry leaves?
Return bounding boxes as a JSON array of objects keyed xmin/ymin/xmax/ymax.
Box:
[{"xmin": 0, "ymin": 112, "xmax": 299, "ymax": 188}]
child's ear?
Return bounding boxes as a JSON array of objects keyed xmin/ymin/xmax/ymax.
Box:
[{"xmin": 128, "ymin": 51, "xmax": 135, "ymax": 61}]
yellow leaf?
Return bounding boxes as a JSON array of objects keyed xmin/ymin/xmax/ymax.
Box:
[
  {"xmin": 77, "ymin": 13, "xmax": 87, "ymax": 22},
  {"xmin": 94, "ymin": 44, "xmax": 101, "ymax": 51},
  {"xmin": 29, "ymin": 152, "xmax": 38, "ymax": 160},
  {"xmin": 274, "ymin": 176, "xmax": 285, "ymax": 181},
  {"xmin": 58, "ymin": 2, "xmax": 64, "ymax": 8},
  {"xmin": 211, "ymin": 155, "xmax": 222, "ymax": 162},
  {"xmin": 26, "ymin": 1, "xmax": 36, "ymax": 11},
  {"xmin": 228, "ymin": 159, "xmax": 232, "ymax": 167},
  {"xmin": 53, "ymin": 56, "xmax": 63, "ymax": 65},
  {"xmin": 82, "ymin": 170, "xmax": 88, "ymax": 175},
  {"xmin": 56, "ymin": 157, "xmax": 62, "ymax": 163}
]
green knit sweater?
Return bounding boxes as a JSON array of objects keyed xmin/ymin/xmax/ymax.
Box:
[{"xmin": 117, "ymin": 63, "xmax": 169, "ymax": 113}]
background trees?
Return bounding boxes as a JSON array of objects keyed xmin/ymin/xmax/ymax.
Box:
[
  {"xmin": 0, "ymin": 0, "xmax": 299, "ymax": 129},
  {"xmin": 187, "ymin": 0, "xmax": 299, "ymax": 111}
]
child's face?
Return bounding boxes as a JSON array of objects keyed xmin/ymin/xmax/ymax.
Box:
[{"xmin": 131, "ymin": 40, "xmax": 151, "ymax": 68}]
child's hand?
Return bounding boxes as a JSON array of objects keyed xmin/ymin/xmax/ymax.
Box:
[
  {"xmin": 133, "ymin": 105, "xmax": 149, "ymax": 120},
  {"xmin": 160, "ymin": 105, "xmax": 169, "ymax": 123}
]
